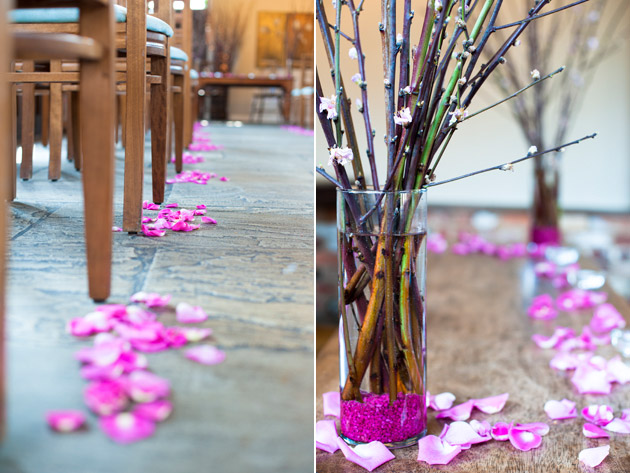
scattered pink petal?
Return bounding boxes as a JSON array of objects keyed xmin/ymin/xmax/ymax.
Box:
[
  {"xmin": 508, "ymin": 426, "xmax": 542, "ymax": 451},
  {"xmin": 323, "ymin": 391, "xmax": 340, "ymax": 418},
  {"xmin": 416, "ymin": 435, "xmax": 462, "ymax": 465},
  {"xmin": 532, "ymin": 326, "xmax": 575, "ymax": 349},
  {"xmin": 219, "ymin": 176, "xmax": 229, "ymax": 182},
  {"xmin": 473, "ymin": 393, "xmax": 509, "ymax": 414},
  {"xmin": 67, "ymin": 311, "xmax": 114, "ymax": 337},
  {"xmin": 75, "ymin": 337, "xmax": 129, "ymax": 366},
  {"xmin": 84, "ymin": 380, "xmax": 128, "ymax": 416},
  {"xmin": 534, "ymin": 261, "xmax": 557, "ymax": 278},
  {"xmin": 604, "ymin": 417, "xmax": 630, "ymax": 434},
  {"xmin": 142, "ymin": 225, "xmax": 166, "ymax": 237},
  {"xmin": 184, "ymin": 345, "xmax": 226, "ymax": 365},
  {"xmin": 336, "ymin": 438, "xmax": 395, "ymax": 471},
  {"xmin": 165, "ymin": 203, "xmax": 179, "ymax": 208},
  {"xmin": 544, "ymin": 399, "xmax": 577, "ymax": 420},
  {"xmin": 112, "ymin": 226, "xmax": 122, "ymax": 232},
  {"xmin": 176, "ymin": 302, "xmax": 208, "ymax": 323},
  {"xmin": 201, "ymin": 216, "xmax": 217, "ymax": 225},
  {"xmin": 583, "ymin": 423, "xmax": 610, "ymax": 438},
  {"xmin": 133, "ymin": 400, "xmax": 173, "ymax": 422},
  {"xmin": 315, "ymin": 420, "xmax": 339, "ymax": 453},
  {"xmin": 571, "ymin": 362, "xmax": 612, "ymax": 395},
  {"xmin": 549, "ymin": 351, "xmax": 593, "ymax": 371},
  {"xmin": 578, "ymin": 445, "xmax": 610, "ymax": 468},
  {"xmin": 196, "ymin": 204, "xmax": 206, "ymax": 210},
  {"xmin": 557, "ymin": 289, "xmax": 607, "ymax": 312},
  {"xmin": 142, "ymin": 201, "xmax": 160, "ymax": 211},
  {"xmin": 428, "ymin": 391, "xmax": 456, "ymax": 411},
  {"xmin": 590, "ymin": 303, "xmax": 626, "ymax": 333},
  {"xmin": 435, "ymin": 400, "xmax": 474, "ymax": 421},
  {"xmin": 528, "ymin": 294, "xmax": 558, "ymax": 320},
  {"xmin": 46, "ymin": 410, "xmax": 86, "ymax": 432},
  {"xmin": 582, "ymin": 404, "xmax": 614, "ymax": 426},
  {"xmin": 178, "ymin": 327, "xmax": 212, "ymax": 342},
  {"xmin": 469, "ymin": 419, "xmax": 492, "ymax": 437},
  {"xmin": 124, "ymin": 371, "xmax": 170, "ymax": 403},
  {"xmin": 99, "ymin": 412, "xmax": 156, "ymax": 444},
  {"xmin": 513, "ymin": 422, "xmax": 549, "ymax": 436},
  {"xmin": 491, "ymin": 422, "xmax": 512, "ymax": 441},
  {"xmin": 427, "ymin": 233, "xmax": 448, "ymax": 253},
  {"xmin": 440, "ymin": 421, "xmax": 491, "ymax": 448},
  {"xmin": 130, "ymin": 292, "xmax": 171, "ymax": 308}
]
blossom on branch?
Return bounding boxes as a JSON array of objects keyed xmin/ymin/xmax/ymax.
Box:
[
  {"xmin": 329, "ymin": 146, "xmax": 354, "ymax": 166},
  {"xmin": 319, "ymin": 95, "xmax": 338, "ymax": 120},
  {"xmin": 349, "ymin": 47, "xmax": 358, "ymax": 60},
  {"xmin": 394, "ymin": 107, "xmax": 412, "ymax": 126}
]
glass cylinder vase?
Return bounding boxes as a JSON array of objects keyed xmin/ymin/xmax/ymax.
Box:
[
  {"xmin": 337, "ymin": 188, "xmax": 427, "ymax": 448},
  {"xmin": 530, "ymin": 153, "xmax": 561, "ymax": 245}
]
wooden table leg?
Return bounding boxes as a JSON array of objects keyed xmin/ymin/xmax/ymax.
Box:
[
  {"xmin": 79, "ymin": 1, "xmax": 115, "ymax": 302},
  {"xmin": 122, "ymin": 2, "xmax": 146, "ymax": 233},
  {"xmin": 282, "ymin": 85, "xmax": 291, "ymax": 123}
]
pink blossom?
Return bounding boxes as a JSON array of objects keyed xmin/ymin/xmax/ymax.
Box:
[
  {"xmin": 394, "ymin": 107, "xmax": 412, "ymax": 126},
  {"xmin": 328, "ymin": 147, "xmax": 353, "ymax": 166},
  {"xmin": 46, "ymin": 410, "xmax": 86, "ymax": 432},
  {"xmin": 435, "ymin": 400, "xmax": 474, "ymax": 421},
  {"xmin": 99, "ymin": 412, "xmax": 156, "ymax": 444},
  {"xmin": 508, "ymin": 424, "xmax": 544, "ymax": 451},
  {"xmin": 319, "ymin": 95, "xmax": 337, "ymax": 120}
]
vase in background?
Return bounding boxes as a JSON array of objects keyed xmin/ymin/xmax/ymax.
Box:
[{"xmin": 337, "ymin": 189, "xmax": 427, "ymax": 448}]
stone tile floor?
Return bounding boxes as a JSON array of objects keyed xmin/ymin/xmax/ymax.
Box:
[{"xmin": 1, "ymin": 123, "xmax": 314, "ymax": 472}]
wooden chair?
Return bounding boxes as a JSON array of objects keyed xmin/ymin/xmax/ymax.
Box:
[
  {"xmin": 9, "ymin": 0, "xmax": 174, "ymax": 232},
  {"xmin": 7, "ymin": 2, "xmax": 117, "ymax": 302}
]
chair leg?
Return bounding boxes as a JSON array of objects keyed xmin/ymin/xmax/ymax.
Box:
[
  {"xmin": 173, "ymin": 76, "xmax": 184, "ymax": 174},
  {"xmin": 122, "ymin": 5, "xmax": 147, "ymax": 233},
  {"xmin": 182, "ymin": 72, "xmax": 192, "ymax": 148},
  {"xmin": 119, "ymin": 94, "xmax": 127, "ymax": 149},
  {"xmin": 0, "ymin": 2, "xmax": 8, "ymax": 436},
  {"xmin": 71, "ymin": 91, "xmax": 82, "ymax": 171},
  {"xmin": 41, "ymin": 93, "xmax": 49, "ymax": 147},
  {"xmin": 150, "ymin": 53, "xmax": 168, "ymax": 205},
  {"xmin": 65, "ymin": 92, "xmax": 74, "ymax": 163},
  {"xmin": 19, "ymin": 61, "xmax": 35, "ymax": 180},
  {"xmin": 79, "ymin": 1, "xmax": 115, "ymax": 302},
  {"xmin": 10, "ymin": 85, "xmax": 17, "ymax": 201},
  {"xmin": 48, "ymin": 60, "xmax": 62, "ymax": 181}
]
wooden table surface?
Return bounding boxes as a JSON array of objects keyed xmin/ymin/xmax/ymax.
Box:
[{"xmin": 316, "ymin": 252, "xmax": 630, "ymax": 472}]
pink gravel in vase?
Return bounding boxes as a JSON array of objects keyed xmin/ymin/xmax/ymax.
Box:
[{"xmin": 340, "ymin": 392, "xmax": 425, "ymax": 444}]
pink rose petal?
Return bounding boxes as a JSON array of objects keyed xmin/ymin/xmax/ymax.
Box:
[
  {"xmin": 336, "ymin": 438, "xmax": 395, "ymax": 471},
  {"xmin": 133, "ymin": 400, "xmax": 173, "ymax": 422},
  {"xmin": 622, "ymin": 409, "xmax": 630, "ymax": 421},
  {"xmin": 473, "ymin": 393, "xmax": 509, "ymax": 414},
  {"xmin": 528, "ymin": 294, "xmax": 558, "ymax": 320},
  {"xmin": 508, "ymin": 426, "xmax": 542, "ymax": 451},
  {"xmin": 416, "ymin": 435, "xmax": 462, "ymax": 465},
  {"xmin": 130, "ymin": 292, "xmax": 171, "ymax": 308},
  {"xmin": 435, "ymin": 400, "xmax": 474, "ymax": 421},
  {"xmin": 99, "ymin": 412, "xmax": 156, "ymax": 445},
  {"xmin": 219, "ymin": 176, "xmax": 229, "ymax": 182},
  {"xmin": 67, "ymin": 311, "xmax": 114, "ymax": 337},
  {"xmin": 557, "ymin": 289, "xmax": 607, "ymax": 312},
  {"xmin": 184, "ymin": 345, "xmax": 226, "ymax": 365},
  {"xmin": 46, "ymin": 410, "xmax": 86, "ymax": 432},
  {"xmin": 176, "ymin": 302, "xmax": 209, "ymax": 323},
  {"xmin": 165, "ymin": 203, "xmax": 178, "ymax": 208},
  {"xmin": 513, "ymin": 422, "xmax": 549, "ymax": 436},
  {"xmin": 112, "ymin": 226, "xmax": 122, "ymax": 232},
  {"xmin": 583, "ymin": 423, "xmax": 610, "ymax": 438},
  {"xmin": 142, "ymin": 201, "xmax": 160, "ymax": 211},
  {"xmin": 582, "ymin": 404, "xmax": 614, "ymax": 426},
  {"xmin": 469, "ymin": 419, "xmax": 492, "ymax": 437},
  {"xmin": 142, "ymin": 225, "xmax": 166, "ymax": 237},
  {"xmin": 550, "ymin": 351, "xmax": 593, "ymax": 371},
  {"xmin": 315, "ymin": 420, "xmax": 339, "ymax": 453},
  {"xmin": 440, "ymin": 421, "xmax": 491, "ymax": 448},
  {"xmin": 606, "ymin": 356, "xmax": 630, "ymax": 385},
  {"xmin": 571, "ymin": 362, "xmax": 612, "ymax": 395},
  {"xmin": 532, "ymin": 326, "xmax": 575, "ymax": 349},
  {"xmin": 124, "ymin": 371, "xmax": 170, "ymax": 403},
  {"xmin": 323, "ymin": 391, "xmax": 340, "ymax": 418},
  {"xmin": 578, "ymin": 445, "xmax": 610, "ymax": 468},
  {"xmin": 590, "ymin": 303, "xmax": 626, "ymax": 333},
  {"xmin": 604, "ymin": 417, "xmax": 630, "ymax": 434},
  {"xmin": 544, "ymin": 399, "xmax": 577, "ymax": 420},
  {"xmin": 491, "ymin": 422, "xmax": 512, "ymax": 441},
  {"xmin": 201, "ymin": 216, "xmax": 217, "ymax": 225},
  {"xmin": 84, "ymin": 380, "xmax": 128, "ymax": 416},
  {"xmin": 178, "ymin": 327, "xmax": 212, "ymax": 342},
  {"xmin": 429, "ymin": 391, "xmax": 456, "ymax": 411}
]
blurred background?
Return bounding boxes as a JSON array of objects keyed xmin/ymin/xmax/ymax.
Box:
[{"xmin": 315, "ymin": 0, "xmax": 630, "ymax": 351}]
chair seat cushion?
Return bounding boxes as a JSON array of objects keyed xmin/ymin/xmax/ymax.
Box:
[
  {"xmin": 10, "ymin": 6, "xmax": 174, "ymax": 37},
  {"xmin": 170, "ymin": 46, "xmax": 188, "ymax": 62},
  {"xmin": 189, "ymin": 68, "xmax": 199, "ymax": 79}
]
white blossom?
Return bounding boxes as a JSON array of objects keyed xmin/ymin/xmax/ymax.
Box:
[
  {"xmin": 349, "ymin": 47, "xmax": 358, "ymax": 60},
  {"xmin": 530, "ymin": 69, "xmax": 541, "ymax": 81},
  {"xmin": 355, "ymin": 98, "xmax": 363, "ymax": 111},
  {"xmin": 457, "ymin": 77, "xmax": 467, "ymax": 86},
  {"xmin": 587, "ymin": 37, "xmax": 599, "ymax": 51},
  {"xmin": 329, "ymin": 146, "xmax": 354, "ymax": 166},
  {"xmin": 396, "ymin": 33, "xmax": 403, "ymax": 45},
  {"xmin": 394, "ymin": 107, "xmax": 412, "ymax": 126},
  {"xmin": 434, "ymin": 0, "xmax": 443, "ymax": 12},
  {"xmin": 528, "ymin": 146, "xmax": 538, "ymax": 155},
  {"xmin": 351, "ymin": 73, "xmax": 362, "ymax": 84},
  {"xmin": 319, "ymin": 95, "xmax": 337, "ymax": 120},
  {"xmin": 500, "ymin": 163, "xmax": 514, "ymax": 172},
  {"xmin": 401, "ymin": 85, "xmax": 411, "ymax": 95},
  {"xmin": 448, "ymin": 107, "xmax": 468, "ymax": 126}
]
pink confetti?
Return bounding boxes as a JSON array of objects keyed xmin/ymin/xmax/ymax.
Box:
[
  {"xmin": 323, "ymin": 391, "xmax": 340, "ymax": 418},
  {"xmin": 578, "ymin": 445, "xmax": 610, "ymax": 468},
  {"xmin": 583, "ymin": 423, "xmax": 610, "ymax": 439},
  {"xmin": 46, "ymin": 410, "xmax": 86, "ymax": 432},
  {"xmin": 176, "ymin": 302, "xmax": 208, "ymax": 323},
  {"xmin": 417, "ymin": 435, "xmax": 462, "ymax": 465},
  {"xmin": 184, "ymin": 345, "xmax": 226, "ymax": 365},
  {"xmin": 315, "ymin": 420, "xmax": 339, "ymax": 453},
  {"xmin": 336, "ymin": 438, "xmax": 395, "ymax": 471},
  {"xmin": 544, "ymin": 399, "xmax": 577, "ymax": 420},
  {"xmin": 99, "ymin": 412, "xmax": 156, "ymax": 445}
]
